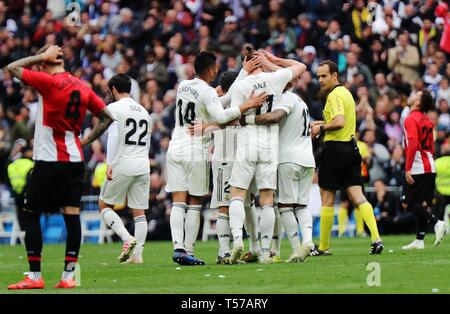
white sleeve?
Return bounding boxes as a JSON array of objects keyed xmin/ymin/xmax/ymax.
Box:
[
  {"xmin": 205, "ymin": 88, "xmax": 241, "ymax": 124},
  {"xmin": 218, "ymin": 69, "xmax": 248, "ymax": 108},
  {"xmin": 274, "ymin": 94, "xmax": 294, "ymax": 115},
  {"xmin": 106, "ymin": 122, "xmax": 119, "ymax": 165},
  {"xmin": 273, "ymin": 68, "xmax": 294, "ymax": 93}
]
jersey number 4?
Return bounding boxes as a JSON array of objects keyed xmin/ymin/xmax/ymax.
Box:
[
  {"xmin": 178, "ymin": 99, "xmax": 195, "ymax": 126},
  {"xmin": 125, "ymin": 118, "xmax": 148, "ymax": 146},
  {"xmin": 65, "ymin": 90, "xmax": 81, "ymax": 119}
]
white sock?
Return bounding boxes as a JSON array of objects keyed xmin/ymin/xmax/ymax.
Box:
[
  {"xmin": 170, "ymin": 202, "xmax": 186, "ymax": 250},
  {"xmin": 216, "ymin": 213, "xmax": 231, "ymax": 256},
  {"xmin": 27, "ymin": 271, "xmax": 41, "ymax": 280},
  {"xmin": 280, "ymin": 207, "xmax": 301, "ymax": 252},
  {"xmin": 244, "ymin": 202, "xmax": 260, "ymax": 254},
  {"xmin": 101, "ymin": 208, "xmax": 131, "ymax": 242},
  {"xmin": 271, "ymin": 206, "xmax": 282, "ymax": 256},
  {"xmin": 259, "ymin": 205, "xmax": 275, "ymax": 251},
  {"xmin": 295, "ymin": 205, "xmax": 313, "ymax": 246},
  {"xmin": 62, "ymin": 271, "xmax": 74, "ymax": 280},
  {"xmin": 133, "ymin": 215, "xmax": 147, "ymax": 256},
  {"xmin": 184, "ymin": 205, "xmax": 201, "ymax": 255},
  {"xmin": 229, "ymin": 197, "xmax": 245, "ymax": 245}
]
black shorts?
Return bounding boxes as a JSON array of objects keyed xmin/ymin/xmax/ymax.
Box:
[
  {"xmin": 401, "ymin": 173, "xmax": 436, "ymax": 206},
  {"xmin": 24, "ymin": 161, "xmax": 85, "ymax": 213},
  {"xmin": 319, "ymin": 140, "xmax": 362, "ymax": 191}
]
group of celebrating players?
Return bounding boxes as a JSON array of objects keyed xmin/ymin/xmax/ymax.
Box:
[{"xmin": 5, "ymin": 41, "xmax": 447, "ymax": 289}]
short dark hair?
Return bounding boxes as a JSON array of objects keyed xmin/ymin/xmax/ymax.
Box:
[
  {"xmin": 194, "ymin": 51, "xmax": 217, "ymax": 76},
  {"xmin": 319, "ymin": 60, "xmax": 338, "ymax": 75},
  {"xmin": 420, "ymin": 90, "xmax": 434, "ymax": 113},
  {"xmin": 219, "ymin": 71, "xmax": 238, "ymax": 93},
  {"xmin": 108, "ymin": 73, "xmax": 131, "ymax": 93}
]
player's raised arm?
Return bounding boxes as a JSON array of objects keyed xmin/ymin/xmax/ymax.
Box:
[
  {"xmin": 260, "ymin": 50, "xmax": 306, "ymax": 79},
  {"xmin": 7, "ymin": 45, "xmax": 62, "ymax": 80}
]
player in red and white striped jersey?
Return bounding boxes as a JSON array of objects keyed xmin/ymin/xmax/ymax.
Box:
[
  {"xmin": 401, "ymin": 90, "xmax": 447, "ymax": 250},
  {"xmin": 6, "ymin": 45, "xmax": 114, "ymax": 289}
]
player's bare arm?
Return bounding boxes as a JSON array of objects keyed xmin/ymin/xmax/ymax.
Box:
[
  {"xmin": 80, "ymin": 108, "xmax": 114, "ymax": 146},
  {"xmin": 255, "ymin": 50, "xmax": 281, "ymax": 72},
  {"xmin": 260, "ymin": 50, "xmax": 306, "ymax": 78},
  {"xmin": 251, "ymin": 109, "xmax": 287, "ymax": 125},
  {"xmin": 311, "ymin": 115, "xmax": 345, "ymax": 138},
  {"xmin": 7, "ymin": 45, "xmax": 62, "ymax": 80}
]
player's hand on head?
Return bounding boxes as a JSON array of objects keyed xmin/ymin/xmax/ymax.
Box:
[
  {"xmin": 42, "ymin": 45, "xmax": 63, "ymax": 64},
  {"xmin": 243, "ymin": 55, "xmax": 260, "ymax": 73},
  {"xmin": 259, "ymin": 49, "xmax": 277, "ymax": 62}
]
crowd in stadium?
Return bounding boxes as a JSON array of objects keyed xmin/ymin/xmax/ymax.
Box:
[{"xmin": 0, "ymin": 0, "xmax": 449, "ymax": 240}]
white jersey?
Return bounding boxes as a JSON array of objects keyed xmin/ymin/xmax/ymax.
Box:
[
  {"xmin": 276, "ymin": 91, "xmax": 315, "ymax": 168},
  {"xmin": 168, "ymin": 78, "xmax": 241, "ymax": 158},
  {"xmin": 213, "ymin": 70, "xmax": 248, "ymax": 163},
  {"xmin": 230, "ymin": 68, "xmax": 293, "ymax": 150},
  {"xmin": 107, "ymin": 97, "xmax": 151, "ymax": 176}
]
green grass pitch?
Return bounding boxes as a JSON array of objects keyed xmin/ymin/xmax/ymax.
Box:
[{"xmin": 1, "ymin": 235, "xmax": 449, "ymax": 294}]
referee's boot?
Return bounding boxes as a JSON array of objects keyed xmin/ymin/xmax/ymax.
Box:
[
  {"xmin": 309, "ymin": 244, "xmax": 332, "ymax": 256},
  {"xmin": 370, "ymin": 238, "xmax": 384, "ymax": 254}
]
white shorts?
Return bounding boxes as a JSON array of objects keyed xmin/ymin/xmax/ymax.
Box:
[
  {"xmin": 277, "ymin": 163, "xmax": 314, "ymax": 205},
  {"xmin": 165, "ymin": 154, "xmax": 210, "ymax": 196},
  {"xmin": 229, "ymin": 146, "xmax": 277, "ymax": 190},
  {"xmin": 211, "ymin": 161, "xmax": 233, "ymax": 208},
  {"xmin": 100, "ymin": 172, "xmax": 150, "ymax": 210}
]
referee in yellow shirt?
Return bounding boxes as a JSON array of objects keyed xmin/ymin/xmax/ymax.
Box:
[{"xmin": 311, "ymin": 61, "xmax": 384, "ymax": 255}]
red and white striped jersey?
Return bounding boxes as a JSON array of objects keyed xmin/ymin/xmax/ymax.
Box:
[
  {"xmin": 22, "ymin": 69, "xmax": 105, "ymax": 162},
  {"xmin": 403, "ymin": 110, "xmax": 436, "ymax": 175}
]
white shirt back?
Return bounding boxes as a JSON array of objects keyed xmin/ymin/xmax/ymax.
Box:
[
  {"xmin": 230, "ymin": 68, "xmax": 293, "ymax": 149},
  {"xmin": 108, "ymin": 97, "xmax": 151, "ymax": 175},
  {"xmin": 276, "ymin": 91, "xmax": 315, "ymax": 168},
  {"xmin": 168, "ymin": 78, "xmax": 241, "ymax": 158}
]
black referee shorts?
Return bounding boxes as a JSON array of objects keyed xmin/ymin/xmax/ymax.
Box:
[
  {"xmin": 401, "ymin": 173, "xmax": 436, "ymax": 206},
  {"xmin": 319, "ymin": 140, "xmax": 362, "ymax": 191},
  {"xmin": 24, "ymin": 161, "xmax": 85, "ymax": 213}
]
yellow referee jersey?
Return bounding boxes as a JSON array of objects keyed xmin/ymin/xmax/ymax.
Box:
[{"xmin": 323, "ymin": 85, "xmax": 356, "ymax": 142}]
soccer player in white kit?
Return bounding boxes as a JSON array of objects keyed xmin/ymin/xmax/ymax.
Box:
[
  {"xmin": 228, "ymin": 48, "xmax": 307, "ymax": 263},
  {"xmin": 246, "ymin": 52, "xmax": 316, "ymax": 262},
  {"xmin": 166, "ymin": 51, "xmax": 264, "ymax": 265},
  {"xmin": 98, "ymin": 74, "xmax": 151, "ymax": 264},
  {"xmin": 208, "ymin": 70, "xmax": 263, "ymax": 264}
]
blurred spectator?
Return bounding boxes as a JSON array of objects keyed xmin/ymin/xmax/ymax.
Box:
[
  {"xmin": 388, "ymin": 32, "xmax": 420, "ymax": 85},
  {"xmin": 242, "ymin": 6, "xmax": 270, "ymax": 49},
  {"xmin": 218, "ymin": 15, "xmax": 244, "ymax": 56}
]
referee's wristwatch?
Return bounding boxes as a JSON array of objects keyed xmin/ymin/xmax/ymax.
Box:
[{"xmin": 320, "ymin": 125, "xmax": 324, "ymax": 134}]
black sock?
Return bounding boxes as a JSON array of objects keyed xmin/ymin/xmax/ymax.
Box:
[
  {"xmin": 24, "ymin": 211, "xmax": 42, "ymax": 272},
  {"xmin": 63, "ymin": 214, "xmax": 81, "ymax": 272},
  {"xmin": 410, "ymin": 203, "xmax": 428, "ymax": 240},
  {"xmin": 427, "ymin": 209, "xmax": 438, "ymax": 227}
]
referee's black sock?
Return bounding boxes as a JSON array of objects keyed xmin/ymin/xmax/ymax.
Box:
[
  {"xmin": 63, "ymin": 214, "xmax": 81, "ymax": 272},
  {"xmin": 24, "ymin": 211, "xmax": 42, "ymax": 272}
]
